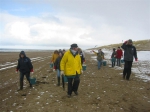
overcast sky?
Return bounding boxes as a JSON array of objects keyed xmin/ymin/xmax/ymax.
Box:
[{"xmin": 0, "ymin": 0, "xmax": 149, "ymax": 50}]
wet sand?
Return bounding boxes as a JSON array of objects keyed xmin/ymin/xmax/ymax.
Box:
[{"xmin": 0, "ymin": 51, "xmax": 150, "ymax": 112}]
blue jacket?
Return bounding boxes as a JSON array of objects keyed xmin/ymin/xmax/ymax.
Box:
[{"xmin": 16, "ymin": 51, "xmax": 33, "ymax": 74}]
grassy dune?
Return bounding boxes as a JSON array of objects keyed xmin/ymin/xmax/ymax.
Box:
[{"xmin": 89, "ymin": 39, "xmax": 150, "ymax": 51}]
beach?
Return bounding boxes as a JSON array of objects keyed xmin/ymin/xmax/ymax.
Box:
[{"xmin": 0, "ymin": 50, "xmax": 150, "ymax": 112}]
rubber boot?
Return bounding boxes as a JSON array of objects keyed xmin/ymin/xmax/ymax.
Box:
[
  {"xmin": 17, "ymin": 81, "xmax": 23, "ymax": 91},
  {"xmin": 57, "ymin": 77, "xmax": 60, "ymax": 86},
  {"xmin": 29, "ymin": 81, "xmax": 32, "ymax": 87}
]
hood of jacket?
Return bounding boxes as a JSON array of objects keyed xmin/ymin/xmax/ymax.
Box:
[{"xmin": 19, "ymin": 51, "xmax": 26, "ymax": 58}]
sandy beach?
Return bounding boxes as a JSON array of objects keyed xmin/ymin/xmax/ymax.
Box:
[{"xmin": 0, "ymin": 51, "xmax": 150, "ymax": 112}]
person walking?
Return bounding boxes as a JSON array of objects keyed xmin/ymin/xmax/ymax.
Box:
[
  {"xmin": 54, "ymin": 52, "xmax": 63, "ymax": 86},
  {"xmin": 121, "ymin": 39, "xmax": 138, "ymax": 80},
  {"xmin": 78, "ymin": 48, "xmax": 85, "ymax": 65},
  {"xmin": 111, "ymin": 48, "xmax": 117, "ymax": 67},
  {"xmin": 16, "ymin": 51, "xmax": 33, "ymax": 91},
  {"xmin": 60, "ymin": 43, "xmax": 83, "ymax": 98},
  {"xmin": 51, "ymin": 50, "xmax": 59, "ymax": 70},
  {"xmin": 92, "ymin": 49, "xmax": 104, "ymax": 70},
  {"xmin": 116, "ymin": 47, "xmax": 123, "ymax": 66}
]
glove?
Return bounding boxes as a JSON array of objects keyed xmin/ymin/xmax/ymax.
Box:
[
  {"xmin": 135, "ymin": 58, "xmax": 138, "ymax": 61},
  {"xmin": 53, "ymin": 69, "xmax": 56, "ymax": 72},
  {"xmin": 124, "ymin": 40, "xmax": 128, "ymax": 44},
  {"xmin": 16, "ymin": 69, "xmax": 18, "ymax": 73},
  {"xmin": 81, "ymin": 70, "xmax": 83, "ymax": 75},
  {"xmin": 30, "ymin": 69, "xmax": 34, "ymax": 74},
  {"xmin": 61, "ymin": 71, "xmax": 64, "ymax": 76}
]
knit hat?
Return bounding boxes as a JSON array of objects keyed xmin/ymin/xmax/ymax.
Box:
[
  {"xmin": 71, "ymin": 43, "xmax": 78, "ymax": 48},
  {"xmin": 128, "ymin": 39, "xmax": 133, "ymax": 43}
]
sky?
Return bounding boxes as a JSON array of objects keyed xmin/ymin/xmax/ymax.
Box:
[{"xmin": 0, "ymin": 0, "xmax": 149, "ymax": 50}]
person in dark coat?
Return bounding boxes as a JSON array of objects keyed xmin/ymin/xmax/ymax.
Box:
[
  {"xmin": 92, "ymin": 49, "xmax": 104, "ymax": 70},
  {"xmin": 111, "ymin": 48, "xmax": 117, "ymax": 67},
  {"xmin": 78, "ymin": 48, "xmax": 85, "ymax": 65},
  {"xmin": 16, "ymin": 51, "xmax": 33, "ymax": 90},
  {"xmin": 54, "ymin": 52, "xmax": 63, "ymax": 86},
  {"xmin": 121, "ymin": 39, "xmax": 138, "ymax": 80},
  {"xmin": 116, "ymin": 47, "xmax": 123, "ymax": 66}
]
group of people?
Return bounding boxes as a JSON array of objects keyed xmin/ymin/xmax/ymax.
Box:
[
  {"xmin": 15, "ymin": 39, "xmax": 137, "ymax": 98},
  {"xmin": 50, "ymin": 44, "xmax": 85, "ymax": 97},
  {"xmin": 92, "ymin": 39, "xmax": 138, "ymax": 81},
  {"xmin": 111, "ymin": 47, "xmax": 123, "ymax": 67}
]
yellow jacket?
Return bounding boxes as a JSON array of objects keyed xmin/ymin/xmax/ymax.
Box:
[
  {"xmin": 60, "ymin": 50, "xmax": 82, "ymax": 76},
  {"xmin": 51, "ymin": 53, "xmax": 59, "ymax": 63}
]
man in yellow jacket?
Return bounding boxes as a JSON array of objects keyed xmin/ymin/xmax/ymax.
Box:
[{"xmin": 60, "ymin": 43, "xmax": 83, "ymax": 98}]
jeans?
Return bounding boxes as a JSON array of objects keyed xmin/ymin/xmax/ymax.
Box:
[
  {"xmin": 117, "ymin": 58, "xmax": 121, "ymax": 66},
  {"xmin": 57, "ymin": 69, "xmax": 61, "ymax": 77},
  {"xmin": 97, "ymin": 60, "xmax": 102, "ymax": 69},
  {"xmin": 112, "ymin": 58, "xmax": 116, "ymax": 67},
  {"xmin": 20, "ymin": 72, "xmax": 30, "ymax": 82},
  {"xmin": 123, "ymin": 61, "xmax": 133, "ymax": 80}
]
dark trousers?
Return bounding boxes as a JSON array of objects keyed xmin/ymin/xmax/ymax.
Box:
[
  {"xmin": 19, "ymin": 72, "xmax": 31, "ymax": 89},
  {"xmin": 67, "ymin": 75, "xmax": 80, "ymax": 95},
  {"xmin": 117, "ymin": 58, "xmax": 121, "ymax": 66},
  {"xmin": 123, "ymin": 61, "xmax": 133, "ymax": 80},
  {"xmin": 20, "ymin": 72, "xmax": 30, "ymax": 82}
]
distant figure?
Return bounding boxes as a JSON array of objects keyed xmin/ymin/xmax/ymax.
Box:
[
  {"xmin": 51, "ymin": 50, "xmax": 59, "ymax": 69},
  {"xmin": 16, "ymin": 51, "xmax": 33, "ymax": 91},
  {"xmin": 78, "ymin": 48, "xmax": 85, "ymax": 65},
  {"xmin": 116, "ymin": 47, "xmax": 123, "ymax": 66},
  {"xmin": 92, "ymin": 49, "xmax": 104, "ymax": 70},
  {"xmin": 121, "ymin": 39, "xmax": 138, "ymax": 80},
  {"xmin": 60, "ymin": 43, "xmax": 83, "ymax": 98},
  {"xmin": 62, "ymin": 49, "xmax": 66, "ymax": 56},
  {"xmin": 111, "ymin": 48, "xmax": 117, "ymax": 67},
  {"xmin": 54, "ymin": 52, "xmax": 63, "ymax": 86}
]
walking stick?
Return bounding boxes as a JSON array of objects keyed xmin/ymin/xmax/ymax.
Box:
[{"xmin": 62, "ymin": 75, "xmax": 65, "ymax": 90}]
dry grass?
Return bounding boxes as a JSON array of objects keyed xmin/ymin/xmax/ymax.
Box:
[{"xmin": 88, "ymin": 39, "xmax": 150, "ymax": 51}]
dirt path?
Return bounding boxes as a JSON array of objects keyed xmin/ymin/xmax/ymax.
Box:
[{"xmin": 0, "ymin": 52, "xmax": 150, "ymax": 112}]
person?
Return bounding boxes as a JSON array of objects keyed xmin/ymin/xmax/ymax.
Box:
[
  {"xmin": 62, "ymin": 49, "xmax": 66, "ymax": 56},
  {"xmin": 92, "ymin": 49, "xmax": 104, "ymax": 70},
  {"xmin": 121, "ymin": 39, "xmax": 138, "ymax": 80},
  {"xmin": 51, "ymin": 50, "xmax": 59, "ymax": 70},
  {"xmin": 60, "ymin": 43, "xmax": 83, "ymax": 98},
  {"xmin": 111, "ymin": 48, "xmax": 117, "ymax": 67},
  {"xmin": 116, "ymin": 47, "xmax": 123, "ymax": 66},
  {"xmin": 54, "ymin": 52, "xmax": 63, "ymax": 86},
  {"xmin": 78, "ymin": 48, "xmax": 85, "ymax": 65},
  {"xmin": 16, "ymin": 51, "xmax": 33, "ymax": 91}
]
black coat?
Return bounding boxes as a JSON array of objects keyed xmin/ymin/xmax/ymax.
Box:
[
  {"xmin": 54, "ymin": 57, "xmax": 62, "ymax": 70},
  {"xmin": 16, "ymin": 51, "xmax": 33, "ymax": 74},
  {"xmin": 121, "ymin": 43, "xmax": 137, "ymax": 61}
]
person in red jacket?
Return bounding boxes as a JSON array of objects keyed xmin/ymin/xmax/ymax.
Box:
[{"xmin": 116, "ymin": 47, "xmax": 123, "ymax": 66}]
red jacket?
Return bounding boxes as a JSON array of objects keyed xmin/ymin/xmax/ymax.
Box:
[{"xmin": 116, "ymin": 49, "xmax": 123, "ymax": 59}]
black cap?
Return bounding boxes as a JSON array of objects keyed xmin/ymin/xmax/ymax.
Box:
[{"xmin": 71, "ymin": 43, "xmax": 78, "ymax": 48}]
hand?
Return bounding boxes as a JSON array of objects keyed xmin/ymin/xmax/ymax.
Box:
[
  {"xmin": 30, "ymin": 69, "xmax": 34, "ymax": 74},
  {"xmin": 135, "ymin": 58, "xmax": 138, "ymax": 61},
  {"xmin": 16, "ymin": 69, "xmax": 18, "ymax": 73},
  {"xmin": 61, "ymin": 71, "xmax": 64, "ymax": 76},
  {"xmin": 81, "ymin": 70, "xmax": 83, "ymax": 75}
]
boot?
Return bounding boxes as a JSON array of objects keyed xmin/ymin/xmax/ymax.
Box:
[
  {"xmin": 29, "ymin": 81, "xmax": 32, "ymax": 87},
  {"xmin": 57, "ymin": 77, "xmax": 60, "ymax": 86},
  {"xmin": 17, "ymin": 81, "xmax": 23, "ymax": 91}
]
